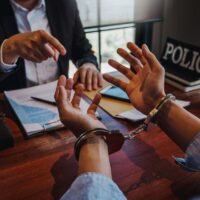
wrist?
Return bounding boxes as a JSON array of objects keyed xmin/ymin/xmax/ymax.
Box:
[
  {"xmin": 78, "ymin": 135, "xmax": 111, "ymax": 177},
  {"xmin": 74, "ymin": 128, "xmax": 124, "ymax": 161},
  {"xmin": 2, "ymin": 39, "xmax": 19, "ymax": 64},
  {"xmin": 83, "ymin": 136, "xmax": 107, "ymax": 148},
  {"xmin": 147, "ymin": 94, "xmax": 176, "ymax": 125},
  {"xmin": 156, "ymin": 98, "xmax": 175, "ymax": 126},
  {"xmin": 146, "ymin": 92, "xmax": 166, "ymax": 113},
  {"xmin": 71, "ymin": 117, "xmax": 106, "ymax": 138},
  {"xmin": 74, "ymin": 128, "xmax": 108, "ymax": 160}
]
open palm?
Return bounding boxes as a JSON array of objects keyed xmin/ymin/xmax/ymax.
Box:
[
  {"xmin": 55, "ymin": 75, "xmax": 105, "ymax": 137},
  {"xmin": 103, "ymin": 43, "xmax": 166, "ymax": 114}
]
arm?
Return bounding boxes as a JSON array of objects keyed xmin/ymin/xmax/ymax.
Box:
[
  {"xmin": 79, "ymin": 136, "xmax": 111, "ymax": 178},
  {"xmin": 157, "ymin": 100, "xmax": 200, "ymax": 151},
  {"xmin": 55, "ymin": 76, "xmax": 126, "ymax": 199},
  {"xmin": 55, "ymin": 75, "xmax": 111, "ymax": 177},
  {"xmin": 103, "ymin": 43, "xmax": 200, "ymax": 152},
  {"xmin": 55, "ymin": 76, "xmax": 125, "ymax": 199},
  {"xmin": 1, "ymin": 30, "xmax": 66, "ymax": 66}
]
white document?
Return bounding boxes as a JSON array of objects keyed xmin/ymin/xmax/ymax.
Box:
[
  {"xmin": 4, "ymin": 81, "xmax": 90, "ymax": 137},
  {"xmin": 116, "ymin": 99, "xmax": 191, "ymax": 122}
]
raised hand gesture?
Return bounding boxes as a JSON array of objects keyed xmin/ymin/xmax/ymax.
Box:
[{"xmin": 103, "ymin": 43, "xmax": 166, "ymax": 114}]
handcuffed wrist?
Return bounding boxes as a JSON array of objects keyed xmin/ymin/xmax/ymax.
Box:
[
  {"xmin": 146, "ymin": 93, "xmax": 166, "ymax": 113},
  {"xmin": 145, "ymin": 93, "xmax": 176, "ymax": 125},
  {"xmin": 74, "ymin": 128, "xmax": 124, "ymax": 161}
]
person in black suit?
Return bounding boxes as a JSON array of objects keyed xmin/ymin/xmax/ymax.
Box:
[{"xmin": 0, "ymin": 0, "xmax": 102, "ymax": 91}]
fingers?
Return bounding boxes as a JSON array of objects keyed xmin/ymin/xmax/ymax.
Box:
[
  {"xmin": 76, "ymin": 66, "xmax": 102, "ymax": 91},
  {"xmin": 87, "ymin": 93, "xmax": 101, "ymax": 117},
  {"xmin": 40, "ymin": 30, "xmax": 66, "ymax": 55},
  {"xmin": 65, "ymin": 78, "xmax": 74, "ymax": 100},
  {"xmin": 142, "ymin": 44, "xmax": 163, "ymax": 72},
  {"xmin": 44, "ymin": 43, "xmax": 57, "ymax": 58},
  {"xmin": 58, "ymin": 86, "xmax": 67, "ymax": 101},
  {"xmin": 55, "ymin": 75, "xmax": 66, "ymax": 100},
  {"xmin": 86, "ymin": 69, "xmax": 93, "ymax": 91},
  {"xmin": 98, "ymin": 73, "xmax": 103, "ymax": 88},
  {"xmin": 71, "ymin": 84, "xmax": 84, "ymax": 109},
  {"xmin": 103, "ymin": 73, "xmax": 127, "ymax": 91},
  {"xmin": 108, "ymin": 59, "xmax": 134, "ymax": 80},
  {"xmin": 86, "ymin": 70, "xmax": 102, "ymax": 90},
  {"xmin": 56, "ymin": 86, "xmax": 68, "ymax": 110},
  {"xmin": 22, "ymin": 52, "xmax": 42, "ymax": 63},
  {"xmin": 79, "ymin": 68, "xmax": 87, "ymax": 86},
  {"xmin": 127, "ymin": 42, "xmax": 147, "ymax": 65},
  {"xmin": 73, "ymin": 71, "xmax": 79, "ymax": 85},
  {"xmin": 19, "ymin": 46, "xmax": 43, "ymax": 62},
  {"xmin": 92, "ymin": 72, "xmax": 98, "ymax": 90},
  {"xmin": 16, "ymin": 31, "xmax": 66, "ymax": 63},
  {"xmin": 93, "ymin": 72, "xmax": 103, "ymax": 90},
  {"xmin": 117, "ymin": 48, "xmax": 143, "ymax": 73}
]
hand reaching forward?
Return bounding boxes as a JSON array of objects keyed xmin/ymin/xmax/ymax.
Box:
[
  {"xmin": 73, "ymin": 63, "xmax": 103, "ymax": 91},
  {"xmin": 103, "ymin": 43, "xmax": 166, "ymax": 114},
  {"xmin": 55, "ymin": 75, "xmax": 106, "ymax": 137},
  {"xmin": 2, "ymin": 30, "xmax": 66, "ymax": 64}
]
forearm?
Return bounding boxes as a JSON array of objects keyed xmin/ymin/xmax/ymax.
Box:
[
  {"xmin": 157, "ymin": 100, "xmax": 200, "ymax": 151},
  {"xmin": 78, "ymin": 136, "xmax": 112, "ymax": 178}
]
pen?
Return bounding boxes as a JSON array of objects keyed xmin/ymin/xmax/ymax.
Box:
[
  {"xmin": 31, "ymin": 97, "xmax": 102, "ymax": 120},
  {"xmin": 31, "ymin": 96, "xmax": 56, "ymax": 105}
]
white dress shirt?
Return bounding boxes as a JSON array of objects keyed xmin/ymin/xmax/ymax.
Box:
[{"xmin": 0, "ymin": 0, "xmax": 59, "ymax": 87}]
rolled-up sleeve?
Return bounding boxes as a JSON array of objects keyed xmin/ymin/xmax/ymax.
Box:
[
  {"xmin": 174, "ymin": 132, "xmax": 200, "ymax": 172},
  {"xmin": 60, "ymin": 172, "xmax": 126, "ymax": 200}
]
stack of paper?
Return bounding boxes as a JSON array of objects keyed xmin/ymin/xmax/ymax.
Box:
[{"xmin": 5, "ymin": 81, "xmax": 90, "ymax": 137}]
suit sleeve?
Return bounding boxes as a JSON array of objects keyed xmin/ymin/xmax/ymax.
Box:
[
  {"xmin": 0, "ymin": 25, "xmax": 16, "ymax": 80},
  {"xmin": 70, "ymin": 2, "xmax": 99, "ymax": 70}
]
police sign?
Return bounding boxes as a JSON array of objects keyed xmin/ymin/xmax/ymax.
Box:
[{"xmin": 161, "ymin": 38, "xmax": 200, "ymax": 83}]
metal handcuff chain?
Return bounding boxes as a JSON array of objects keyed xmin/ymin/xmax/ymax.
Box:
[{"xmin": 74, "ymin": 94, "xmax": 175, "ymax": 160}]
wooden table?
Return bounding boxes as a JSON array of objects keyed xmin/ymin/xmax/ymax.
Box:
[{"xmin": 0, "ymin": 85, "xmax": 200, "ymax": 200}]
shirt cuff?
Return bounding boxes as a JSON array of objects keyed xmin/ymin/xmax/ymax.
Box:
[
  {"xmin": 0, "ymin": 39, "xmax": 18, "ymax": 73},
  {"xmin": 76, "ymin": 56, "xmax": 99, "ymax": 70},
  {"xmin": 60, "ymin": 172, "xmax": 126, "ymax": 200},
  {"xmin": 174, "ymin": 132, "xmax": 200, "ymax": 172}
]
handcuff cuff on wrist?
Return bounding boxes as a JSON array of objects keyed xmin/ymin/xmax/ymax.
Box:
[{"xmin": 74, "ymin": 94, "xmax": 176, "ymax": 161}]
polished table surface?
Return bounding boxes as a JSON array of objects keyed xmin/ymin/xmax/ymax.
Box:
[{"xmin": 0, "ymin": 85, "xmax": 200, "ymax": 200}]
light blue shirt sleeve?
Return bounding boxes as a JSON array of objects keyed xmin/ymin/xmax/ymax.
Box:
[
  {"xmin": 174, "ymin": 132, "xmax": 200, "ymax": 172},
  {"xmin": 60, "ymin": 172, "xmax": 126, "ymax": 200}
]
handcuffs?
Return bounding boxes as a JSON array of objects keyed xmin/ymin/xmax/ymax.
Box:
[{"xmin": 74, "ymin": 94, "xmax": 176, "ymax": 160}]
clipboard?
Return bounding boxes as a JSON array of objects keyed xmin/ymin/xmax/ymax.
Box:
[{"xmin": 84, "ymin": 71, "xmax": 134, "ymax": 117}]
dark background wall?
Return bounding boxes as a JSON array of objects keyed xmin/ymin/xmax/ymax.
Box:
[
  {"xmin": 162, "ymin": 0, "xmax": 200, "ymax": 51},
  {"xmin": 134, "ymin": 0, "xmax": 164, "ymax": 57},
  {"xmin": 134, "ymin": 0, "xmax": 200, "ymax": 58}
]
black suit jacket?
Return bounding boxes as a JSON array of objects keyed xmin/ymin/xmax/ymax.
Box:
[{"xmin": 0, "ymin": 0, "xmax": 98, "ymax": 91}]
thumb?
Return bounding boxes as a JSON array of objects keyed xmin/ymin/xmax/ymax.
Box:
[{"xmin": 73, "ymin": 71, "xmax": 79, "ymax": 84}]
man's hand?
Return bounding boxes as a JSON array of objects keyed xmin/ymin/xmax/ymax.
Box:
[
  {"xmin": 55, "ymin": 75, "xmax": 105, "ymax": 137},
  {"xmin": 103, "ymin": 42, "xmax": 166, "ymax": 114},
  {"xmin": 73, "ymin": 63, "xmax": 103, "ymax": 91},
  {"xmin": 2, "ymin": 30, "xmax": 66, "ymax": 64}
]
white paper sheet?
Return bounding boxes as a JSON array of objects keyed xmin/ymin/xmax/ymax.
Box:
[
  {"xmin": 116, "ymin": 99, "xmax": 191, "ymax": 122},
  {"xmin": 4, "ymin": 81, "xmax": 90, "ymax": 137}
]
